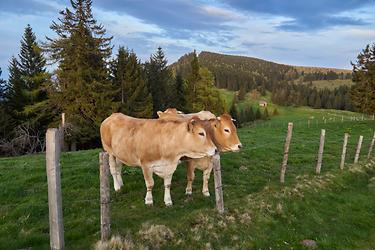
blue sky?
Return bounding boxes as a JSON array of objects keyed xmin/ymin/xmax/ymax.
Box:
[{"xmin": 1, "ymin": 0, "xmax": 375, "ymax": 79}]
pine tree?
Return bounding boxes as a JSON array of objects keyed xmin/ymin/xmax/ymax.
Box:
[
  {"xmin": 174, "ymin": 73, "xmax": 187, "ymax": 112},
  {"xmin": 111, "ymin": 47, "xmax": 152, "ymax": 118},
  {"xmin": 255, "ymin": 107, "xmax": 262, "ymax": 120},
  {"xmin": 248, "ymin": 106, "xmax": 255, "ymax": 121},
  {"xmin": 314, "ymin": 94, "xmax": 322, "ymax": 109},
  {"xmin": 0, "ymin": 68, "xmax": 6, "ymax": 101},
  {"xmin": 17, "ymin": 24, "xmax": 51, "ymax": 132},
  {"xmin": 0, "ymin": 68, "xmax": 13, "ymax": 139},
  {"xmin": 184, "ymin": 51, "xmax": 225, "ymax": 114},
  {"xmin": 263, "ymin": 107, "xmax": 269, "ymax": 120},
  {"xmin": 145, "ymin": 47, "xmax": 172, "ymax": 116},
  {"xmin": 229, "ymin": 98, "xmax": 240, "ymax": 127},
  {"xmin": 6, "ymin": 57, "xmax": 26, "ymax": 116},
  {"xmin": 238, "ymin": 86, "xmax": 246, "ymax": 100},
  {"xmin": 45, "ymin": 0, "xmax": 114, "ymax": 145},
  {"xmin": 350, "ymin": 43, "xmax": 375, "ymax": 114}
]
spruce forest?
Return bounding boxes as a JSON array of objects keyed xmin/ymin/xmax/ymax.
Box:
[{"xmin": 0, "ymin": 0, "xmax": 374, "ymax": 156}]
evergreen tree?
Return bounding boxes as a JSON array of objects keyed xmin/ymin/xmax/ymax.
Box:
[
  {"xmin": 17, "ymin": 25, "xmax": 51, "ymax": 132},
  {"xmin": 247, "ymin": 106, "xmax": 255, "ymax": 121},
  {"xmin": 0, "ymin": 68, "xmax": 6, "ymax": 101},
  {"xmin": 238, "ymin": 86, "xmax": 246, "ymax": 100},
  {"xmin": 6, "ymin": 57, "xmax": 26, "ymax": 117},
  {"xmin": 0, "ymin": 68, "xmax": 13, "ymax": 139},
  {"xmin": 185, "ymin": 51, "xmax": 225, "ymax": 114},
  {"xmin": 351, "ymin": 43, "xmax": 375, "ymax": 114},
  {"xmin": 45, "ymin": 0, "xmax": 114, "ymax": 146},
  {"xmin": 145, "ymin": 47, "xmax": 172, "ymax": 116},
  {"xmin": 111, "ymin": 47, "xmax": 152, "ymax": 118},
  {"xmin": 263, "ymin": 107, "xmax": 269, "ymax": 120},
  {"xmin": 174, "ymin": 73, "xmax": 187, "ymax": 112},
  {"xmin": 229, "ymin": 98, "xmax": 240, "ymax": 127},
  {"xmin": 255, "ymin": 107, "xmax": 262, "ymax": 120},
  {"xmin": 314, "ymin": 94, "xmax": 322, "ymax": 109}
]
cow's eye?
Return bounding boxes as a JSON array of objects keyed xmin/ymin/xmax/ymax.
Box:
[
  {"xmin": 224, "ymin": 129, "xmax": 230, "ymax": 133},
  {"xmin": 199, "ymin": 132, "xmax": 205, "ymax": 137}
]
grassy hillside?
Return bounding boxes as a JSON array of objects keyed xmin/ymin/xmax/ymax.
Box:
[
  {"xmin": 302, "ymin": 79, "xmax": 354, "ymax": 90},
  {"xmin": 0, "ymin": 106, "xmax": 374, "ymax": 249}
]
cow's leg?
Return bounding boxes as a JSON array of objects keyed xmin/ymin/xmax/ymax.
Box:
[
  {"xmin": 185, "ymin": 161, "xmax": 195, "ymax": 195},
  {"xmin": 164, "ymin": 174, "xmax": 173, "ymax": 206},
  {"xmin": 109, "ymin": 154, "xmax": 121, "ymax": 191},
  {"xmin": 115, "ymin": 158, "xmax": 123, "ymax": 188},
  {"xmin": 142, "ymin": 166, "xmax": 154, "ymax": 206},
  {"xmin": 164, "ymin": 164, "xmax": 178, "ymax": 206},
  {"xmin": 202, "ymin": 164, "xmax": 213, "ymax": 197}
]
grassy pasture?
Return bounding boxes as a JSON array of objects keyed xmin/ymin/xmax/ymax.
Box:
[{"xmin": 0, "ymin": 107, "xmax": 374, "ymax": 249}]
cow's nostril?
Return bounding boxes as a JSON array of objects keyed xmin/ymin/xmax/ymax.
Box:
[
  {"xmin": 215, "ymin": 149, "xmax": 219, "ymax": 154},
  {"xmin": 238, "ymin": 144, "xmax": 242, "ymax": 149}
]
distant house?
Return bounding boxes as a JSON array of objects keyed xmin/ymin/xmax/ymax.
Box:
[{"xmin": 259, "ymin": 100, "xmax": 268, "ymax": 107}]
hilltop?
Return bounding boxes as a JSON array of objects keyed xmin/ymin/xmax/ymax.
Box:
[{"xmin": 170, "ymin": 51, "xmax": 352, "ymax": 91}]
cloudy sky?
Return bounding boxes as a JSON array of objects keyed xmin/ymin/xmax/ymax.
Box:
[{"xmin": 1, "ymin": 0, "xmax": 375, "ymax": 79}]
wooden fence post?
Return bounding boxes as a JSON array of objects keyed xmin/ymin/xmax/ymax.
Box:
[
  {"xmin": 341, "ymin": 115, "xmax": 344, "ymax": 122},
  {"xmin": 368, "ymin": 132, "xmax": 375, "ymax": 160},
  {"xmin": 340, "ymin": 133, "xmax": 349, "ymax": 170},
  {"xmin": 212, "ymin": 153, "xmax": 224, "ymax": 214},
  {"xmin": 46, "ymin": 128, "xmax": 64, "ymax": 250},
  {"xmin": 354, "ymin": 135, "xmax": 363, "ymax": 163},
  {"xmin": 316, "ymin": 129, "xmax": 326, "ymax": 174},
  {"xmin": 99, "ymin": 152, "xmax": 110, "ymax": 241},
  {"xmin": 308, "ymin": 119, "xmax": 310, "ymax": 128},
  {"xmin": 280, "ymin": 122, "xmax": 293, "ymax": 183}
]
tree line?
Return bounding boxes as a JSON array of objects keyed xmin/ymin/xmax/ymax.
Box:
[{"xmin": 0, "ymin": 0, "xmax": 225, "ymax": 155}]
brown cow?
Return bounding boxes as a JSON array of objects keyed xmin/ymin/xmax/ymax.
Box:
[
  {"xmin": 100, "ymin": 113, "xmax": 217, "ymax": 206},
  {"xmin": 158, "ymin": 109, "xmax": 242, "ymax": 196}
]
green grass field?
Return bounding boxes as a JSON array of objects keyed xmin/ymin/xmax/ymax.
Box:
[{"xmin": 0, "ymin": 106, "xmax": 374, "ymax": 249}]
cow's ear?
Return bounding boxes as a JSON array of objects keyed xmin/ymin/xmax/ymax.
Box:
[
  {"xmin": 157, "ymin": 111, "xmax": 163, "ymax": 117},
  {"xmin": 187, "ymin": 118, "xmax": 196, "ymax": 132},
  {"xmin": 210, "ymin": 118, "xmax": 219, "ymax": 128}
]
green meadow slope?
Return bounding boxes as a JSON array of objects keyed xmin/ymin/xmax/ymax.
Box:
[{"xmin": 0, "ymin": 105, "xmax": 374, "ymax": 249}]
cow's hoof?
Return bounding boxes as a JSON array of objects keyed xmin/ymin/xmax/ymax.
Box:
[
  {"xmin": 145, "ymin": 199, "xmax": 153, "ymax": 206},
  {"xmin": 114, "ymin": 186, "xmax": 121, "ymax": 192},
  {"xmin": 165, "ymin": 201, "xmax": 173, "ymax": 207},
  {"xmin": 185, "ymin": 190, "xmax": 192, "ymax": 196},
  {"xmin": 202, "ymin": 191, "xmax": 210, "ymax": 197}
]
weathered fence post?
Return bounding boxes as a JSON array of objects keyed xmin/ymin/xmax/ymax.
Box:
[
  {"xmin": 212, "ymin": 153, "xmax": 224, "ymax": 214},
  {"xmin": 46, "ymin": 128, "xmax": 64, "ymax": 250},
  {"xmin": 340, "ymin": 133, "xmax": 349, "ymax": 170},
  {"xmin": 354, "ymin": 135, "xmax": 363, "ymax": 163},
  {"xmin": 316, "ymin": 129, "xmax": 326, "ymax": 174},
  {"xmin": 59, "ymin": 113, "xmax": 69, "ymax": 152},
  {"xmin": 280, "ymin": 122, "xmax": 293, "ymax": 183},
  {"xmin": 99, "ymin": 152, "xmax": 110, "ymax": 241},
  {"xmin": 341, "ymin": 115, "xmax": 344, "ymax": 122},
  {"xmin": 308, "ymin": 119, "xmax": 310, "ymax": 128},
  {"xmin": 368, "ymin": 132, "xmax": 375, "ymax": 160}
]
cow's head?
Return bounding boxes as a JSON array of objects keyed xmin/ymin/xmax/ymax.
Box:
[
  {"xmin": 210, "ymin": 113, "xmax": 242, "ymax": 152},
  {"xmin": 184, "ymin": 117, "xmax": 217, "ymax": 158}
]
